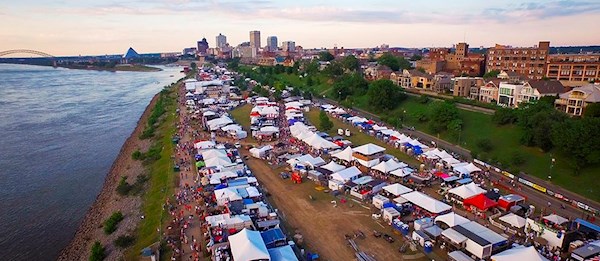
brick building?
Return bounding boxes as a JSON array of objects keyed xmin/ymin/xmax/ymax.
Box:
[{"xmin": 486, "ymin": 41, "xmax": 550, "ymax": 80}]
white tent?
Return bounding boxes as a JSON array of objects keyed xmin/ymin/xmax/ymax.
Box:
[
  {"xmin": 260, "ymin": 126, "xmax": 280, "ymax": 133},
  {"xmin": 205, "ymin": 156, "xmax": 232, "ymax": 167},
  {"xmin": 331, "ymin": 146, "xmax": 354, "ymax": 162},
  {"xmin": 464, "ymin": 163, "xmax": 482, "ymax": 173},
  {"xmin": 372, "ymin": 125, "xmax": 388, "ymax": 131},
  {"xmin": 390, "ymin": 167, "xmax": 414, "ymax": 178},
  {"xmin": 286, "ymin": 154, "xmax": 326, "ymax": 168},
  {"xmin": 499, "ymin": 213, "xmax": 526, "ymax": 228},
  {"xmin": 436, "ymin": 150, "xmax": 454, "ymax": 159},
  {"xmin": 491, "ymin": 246, "xmax": 549, "ymax": 261},
  {"xmin": 355, "ymin": 158, "xmax": 380, "ymax": 168},
  {"xmin": 206, "ymin": 116, "xmax": 233, "ymax": 130},
  {"xmin": 194, "ymin": 140, "xmax": 216, "ymax": 150},
  {"xmin": 435, "ymin": 212, "xmax": 470, "ymax": 227},
  {"xmin": 246, "ymin": 186, "xmax": 261, "ymax": 198},
  {"xmin": 249, "ymin": 145, "xmax": 272, "ymax": 158},
  {"xmin": 330, "ymin": 166, "xmax": 362, "ymax": 183},
  {"xmin": 543, "ymin": 214, "xmax": 568, "ymax": 225},
  {"xmin": 423, "ymin": 148, "xmax": 442, "ymax": 159},
  {"xmin": 221, "ymin": 124, "xmax": 243, "ymax": 132},
  {"xmin": 442, "ymin": 157, "xmax": 461, "ymax": 165},
  {"xmin": 295, "ymin": 131, "xmax": 313, "ymax": 141},
  {"xmin": 214, "ymin": 187, "xmax": 242, "ymax": 205},
  {"xmin": 401, "ymin": 191, "xmax": 452, "ymax": 214},
  {"xmin": 229, "ymin": 228, "xmax": 271, "ymax": 261},
  {"xmin": 321, "ymin": 161, "xmax": 346, "ymax": 173},
  {"xmin": 353, "ymin": 143, "xmax": 385, "ymax": 155},
  {"xmin": 373, "ymin": 159, "xmax": 407, "ymax": 173},
  {"xmin": 382, "ymin": 183, "xmax": 413, "ymax": 196},
  {"xmin": 285, "ymin": 101, "xmax": 303, "ymax": 108},
  {"xmin": 448, "ymin": 183, "xmax": 486, "ymax": 200},
  {"xmin": 268, "ymin": 245, "xmax": 298, "ymax": 261},
  {"xmin": 202, "ymin": 149, "xmax": 227, "ymax": 160}
]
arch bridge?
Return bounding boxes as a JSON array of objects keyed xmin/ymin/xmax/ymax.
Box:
[{"xmin": 0, "ymin": 49, "xmax": 57, "ymax": 66}]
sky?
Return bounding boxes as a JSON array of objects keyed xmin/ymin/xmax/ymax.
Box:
[{"xmin": 0, "ymin": 0, "xmax": 599, "ymax": 56}]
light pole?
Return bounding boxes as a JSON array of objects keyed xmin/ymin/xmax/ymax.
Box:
[{"xmin": 549, "ymin": 156, "xmax": 555, "ymax": 181}]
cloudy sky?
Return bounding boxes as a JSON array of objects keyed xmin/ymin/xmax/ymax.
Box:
[{"xmin": 1, "ymin": 0, "xmax": 599, "ymax": 56}]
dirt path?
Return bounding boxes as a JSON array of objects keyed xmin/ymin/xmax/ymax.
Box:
[{"xmin": 241, "ymin": 149, "xmax": 427, "ymax": 261}]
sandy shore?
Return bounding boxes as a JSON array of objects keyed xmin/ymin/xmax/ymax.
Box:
[{"xmin": 58, "ymin": 93, "xmax": 160, "ymax": 261}]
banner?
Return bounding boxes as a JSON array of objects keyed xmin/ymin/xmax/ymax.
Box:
[{"xmin": 502, "ymin": 171, "xmax": 515, "ymax": 179}]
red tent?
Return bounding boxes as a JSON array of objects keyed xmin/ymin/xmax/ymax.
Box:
[
  {"xmin": 463, "ymin": 194, "xmax": 498, "ymax": 211},
  {"xmin": 250, "ymin": 111, "xmax": 260, "ymax": 117},
  {"xmin": 390, "ymin": 136, "xmax": 398, "ymax": 140}
]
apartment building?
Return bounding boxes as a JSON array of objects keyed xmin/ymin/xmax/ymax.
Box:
[
  {"xmin": 486, "ymin": 41, "xmax": 550, "ymax": 80},
  {"xmin": 453, "ymin": 77, "xmax": 484, "ymax": 97},
  {"xmin": 546, "ymin": 54, "xmax": 600, "ymax": 86},
  {"xmin": 418, "ymin": 43, "xmax": 485, "ymax": 76},
  {"xmin": 479, "ymin": 79, "xmax": 501, "ymax": 103}
]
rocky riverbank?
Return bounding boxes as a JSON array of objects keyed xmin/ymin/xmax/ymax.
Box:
[{"xmin": 58, "ymin": 93, "xmax": 159, "ymax": 261}]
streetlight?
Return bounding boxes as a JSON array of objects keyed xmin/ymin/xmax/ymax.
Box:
[{"xmin": 549, "ymin": 157, "xmax": 555, "ymax": 181}]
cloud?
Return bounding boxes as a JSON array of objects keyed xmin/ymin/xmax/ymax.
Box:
[{"xmin": 483, "ymin": 0, "xmax": 600, "ymax": 21}]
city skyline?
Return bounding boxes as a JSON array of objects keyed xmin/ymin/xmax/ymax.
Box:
[{"xmin": 1, "ymin": 0, "xmax": 599, "ymax": 56}]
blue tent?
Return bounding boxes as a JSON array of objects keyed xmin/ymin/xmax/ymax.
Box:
[
  {"xmin": 243, "ymin": 198, "xmax": 254, "ymax": 205},
  {"xmin": 215, "ymin": 184, "xmax": 228, "ymax": 190},
  {"xmin": 575, "ymin": 218, "xmax": 600, "ymax": 233},
  {"xmin": 457, "ymin": 178, "xmax": 472, "ymax": 185},
  {"xmin": 260, "ymin": 228, "xmax": 286, "ymax": 248},
  {"xmin": 413, "ymin": 146, "xmax": 423, "ymax": 155}
]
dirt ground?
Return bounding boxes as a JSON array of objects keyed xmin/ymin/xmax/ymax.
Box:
[{"xmin": 240, "ymin": 149, "xmax": 430, "ymax": 261}]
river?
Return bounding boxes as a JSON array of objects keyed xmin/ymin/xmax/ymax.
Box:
[{"xmin": 0, "ymin": 64, "xmax": 181, "ymax": 260}]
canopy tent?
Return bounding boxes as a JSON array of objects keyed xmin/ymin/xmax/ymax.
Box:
[
  {"xmin": 372, "ymin": 159, "xmax": 407, "ymax": 174},
  {"xmin": 330, "ymin": 166, "xmax": 362, "ymax": 183},
  {"xmin": 331, "ymin": 146, "xmax": 354, "ymax": 162},
  {"xmin": 286, "ymin": 154, "xmax": 326, "ymax": 168},
  {"xmin": 390, "ymin": 167, "xmax": 414, "ymax": 178},
  {"xmin": 448, "ymin": 251, "xmax": 475, "ymax": 261},
  {"xmin": 464, "ymin": 163, "xmax": 482, "ymax": 173},
  {"xmin": 201, "ymin": 149, "xmax": 227, "ymax": 160},
  {"xmin": 401, "ymin": 191, "xmax": 452, "ymax": 214},
  {"xmin": 246, "ymin": 186, "xmax": 261, "ymax": 198},
  {"xmin": 435, "ymin": 212, "xmax": 470, "ymax": 227},
  {"xmin": 260, "ymin": 126, "xmax": 280, "ymax": 133},
  {"xmin": 491, "ymin": 246, "xmax": 549, "ymax": 261},
  {"xmin": 463, "ymin": 194, "xmax": 498, "ymax": 211},
  {"xmin": 442, "ymin": 157, "xmax": 461, "ymax": 165},
  {"xmin": 205, "ymin": 156, "xmax": 232, "ymax": 168},
  {"xmin": 214, "ymin": 187, "xmax": 243, "ymax": 205},
  {"xmin": 424, "ymin": 225, "xmax": 445, "ymax": 237},
  {"xmin": 382, "ymin": 183, "xmax": 413, "ymax": 196},
  {"xmin": 436, "ymin": 150, "xmax": 454, "ymax": 160},
  {"xmin": 448, "ymin": 183, "xmax": 486, "ymax": 200},
  {"xmin": 228, "ymin": 228, "xmax": 270, "ymax": 261},
  {"xmin": 221, "ymin": 124, "xmax": 243, "ymax": 132},
  {"xmin": 423, "ymin": 148, "xmax": 442, "ymax": 159},
  {"xmin": 355, "ymin": 158, "xmax": 380, "ymax": 168},
  {"xmin": 303, "ymin": 133, "xmax": 339, "ymax": 150},
  {"xmin": 206, "ymin": 116, "xmax": 234, "ymax": 130},
  {"xmin": 442, "ymin": 228, "xmax": 468, "ymax": 245},
  {"xmin": 543, "ymin": 214, "xmax": 568, "ymax": 225},
  {"xmin": 321, "ymin": 161, "xmax": 346, "ymax": 173},
  {"xmin": 249, "ymin": 145, "xmax": 272, "ymax": 158},
  {"xmin": 499, "ymin": 213, "xmax": 526, "ymax": 228},
  {"xmin": 268, "ymin": 245, "xmax": 298, "ymax": 261},
  {"xmin": 352, "ymin": 143, "xmax": 385, "ymax": 156},
  {"xmin": 194, "ymin": 140, "xmax": 216, "ymax": 150}
]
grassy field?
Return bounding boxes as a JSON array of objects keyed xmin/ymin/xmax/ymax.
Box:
[
  {"xmin": 306, "ymin": 108, "xmax": 421, "ymax": 167},
  {"xmin": 126, "ymin": 88, "xmax": 177, "ymax": 259},
  {"xmin": 230, "ymin": 103, "xmax": 252, "ymax": 129}
]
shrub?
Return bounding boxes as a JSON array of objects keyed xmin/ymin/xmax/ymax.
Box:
[
  {"xmin": 131, "ymin": 150, "xmax": 144, "ymax": 160},
  {"xmin": 417, "ymin": 95, "xmax": 430, "ymax": 104},
  {"xmin": 510, "ymin": 151, "xmax": 527, "ymax": 166},
  {"xmin": 103, "ymin": 211, "xmax": 124, "ymax": 234},
  {"xmin": 114, "ymin": 235, "xmax": 135, "ymax": 248},
  {"xmin": 90, "ymin": 241, "xmax": 105, "ymax": 261},
  {"xmin": 476, "ymin": 138, "xmax": 494, "ymax": 152},
  {"xmin": 116, "ymin": 177, "xmax": 132, "ymax": 196}
]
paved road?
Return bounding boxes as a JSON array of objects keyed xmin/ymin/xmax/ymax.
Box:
[
  {"xmin": 318, "ymin": 97, "xmax": 600, "ymax": 224},
  {"xmin": 404, "ymin": 91, "xmax": 495, "ymax": 115}
]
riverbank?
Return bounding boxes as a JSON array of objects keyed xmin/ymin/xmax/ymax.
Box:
[{"xmin": 58, "ymin": 91, "xmax": 161, "ymax": 260}]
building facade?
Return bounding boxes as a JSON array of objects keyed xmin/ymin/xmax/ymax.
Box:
[
  {"xmin": 249, "ymin": 30, "xmax": 261, "ymax": 56},
  {"xmin": 453, "ymin": 77, "xmax": 484, "ymax": 97},
  {"xmin": 479, "ymin": 80, "xmax": 501, "ymax": 104},
  {"xmin": 555, "ymin": 83, "xmax": 600, "ymax": 116},
  {"xmin": 282, "ymin": 41, "xmax": 295, "ymax": 53},
  {"xmin": 197, "ymin": 38, "xmax": 209, "ymax": 55},
  {"xmin": 498, "ymin": 82, "xmax": 525, "ymax": 107},
  {"xmin": 546, "ymin": 54, "xmax": 600, "ymax": 85},
  {"xmin": 486, "ymin": 41, "xmax": 550, "ymax": 80},
  {"xmin": 216, "ymin": 33, "xmax": 227, "ymax": 48},
  {"xmin": 267, "ymin": 36, "xmax": 278, "ymax": 52}
]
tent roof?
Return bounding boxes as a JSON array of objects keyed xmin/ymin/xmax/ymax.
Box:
[
  {"xmin": 499, "ymin": 213, "xmax": 526, "ymax": 228},
  {"xmin": 201, "ymin": 149, "xmax": 227, "ymax": 160},
  {"xmin": 330, "ymin": 166, "xmax": 362, "ymax": 182},
  {"xmin": 229, "ymin": 228, "xmax": 270, "ymax": 261},
  {"xmin": 194, "ymin": 140, "xmax": 216, "ymax": 149},
  {"xmin": 268, "ymin": 245, "xmax": 299, "ymax": 261},
  {"xmin": 287, "ymin": 154, "xmax": 325, "ymax": 167},
  {"xmin": 214, "ymin": 187, "xmax": 242, "ymax": 201},
  {"xmin": 435, "ymin": 212, "xmax": 470, "ymax": 227},
  {"xmin": 456, "ymin": 221, "xmax": 506, "ymax": 246},
  {"xmin": 491, "ymin": 246, "xmax": 549, "ymax": 261},
  {"xmin": 331, "ymin": 146, "xmax": 354, "ymax": 161},
  {"xmin": 448, "ymin": 183, "xmax": 486, "ymax": 200},
  {"xmin": 352, "ymin": 143, "xmax": 385, "ymax": 155},
  {"xmin": 321, "ymin": 161, "xmax": 346, "ymax": 173},
  {"xmin": 372, "ymin": 159, "xmax": 407, "ymax": 173},
  {"xmin": 464, "ymin": 163, "xmax": 482, "ymax": 173},
  {"xmin": 442, "ymin": 228, "xmax": 468, "ymax": 244},
  {"xmin": 543, "ymin": 214, "xmax": 568, "ymax": 225},
  {"xmin": 401, "ymin": 191, "xmax": 451, "ymax": 214},
  {"xmin": 448, "ymin": 251, "xmax": 475, "ymax": 261},
  {"xmin": 463, "ymin": 194, "xmax": 497, "ymax": 211},
  {"xmin": 205, "ymin": 156, "xmax": 232, "ymax": 168},
  {"xmin": 390, "ymin": 167, "xmax": 413, "ymax": 177},
  {"xmin": 382, "ymin": 183, "xmax": 413, "ymax": 196}
]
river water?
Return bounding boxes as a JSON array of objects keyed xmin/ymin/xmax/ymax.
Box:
[{"xmin": 0, "ymin": 64, "xmax": 181, "ymax": 260}]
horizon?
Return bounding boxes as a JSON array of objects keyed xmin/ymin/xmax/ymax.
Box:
[{"xmin": 1, "ymin": 0, "xmax": 600, "ymax": 56}]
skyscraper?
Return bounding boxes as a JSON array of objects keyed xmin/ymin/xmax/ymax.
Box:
[
  {"xmin": 267, "ymin": 36, "xmax": 278, "ymax": 52},
  {"xmin": 197, "ymin": 38, "xmax": 209, "ymax": 55},
  {"xmin": 249, "ymin": 30, "xmax": 261, "ymax": 50},
  {"xmin": 282, "ymin": 41, "xmax": 295, "ymax": 52},
  {"xmin": 216, "ymin": 33, "xmax": 227, "ymax": 48}
]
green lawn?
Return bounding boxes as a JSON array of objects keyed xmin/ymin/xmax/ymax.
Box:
[
  {"xmin": 126, "ymin": 89, "xmax": 177, "ymax": 259},
  {"xmin": 230, "ymin": 103, "xmax": 252, "ymax": 129},
  {"xmin": 306, "ymin": 108, "xmax": 420, "ymax": 167}
]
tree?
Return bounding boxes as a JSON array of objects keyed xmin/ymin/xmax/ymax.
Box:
[
  {"xmin": 318, "ymin": 51, "xmax": 334, "ymax": 61},
  {"xmin": 377, "ymin": 52, "xmax": 400, "ymax": 71},
  {"xmin": 323, "ymin": 61, "xmax": 344, "ymax": 76},
  {"xmin": 333, "ymin": 73, "xmax": 368, "ymax": 100},
  {"xmin": 90, "ymin": 241, "xmax": 105, "ymax": 261},
  {"xmin": 518, "ymin": 102, "xmax": 566, "ymax": 151},
  {"xmin": 429, "ymin": 101, "xmax": 460, "ymax": 133},
  {"xmin": 476, "ymin": 138, "xmax": 494, "ymax": 152},
  {"xmin": 367, "ymin": 79, "xmax": 405, "ymax": 111},
  {"xmin": 492, "ymin": 107, "xmax": 518, "ymax": 125},
  {"xmin": 584, "ymin": 103, "xmax": 600, "ymax": 118},
  {"xmin": 341, "ymin": 55, "xmax": 360, "ymax": 71},
  {"xmin": 306, "ymin": 76, "xmax": 314, "ymax": 87},
  {"xmin": 319, "ymin": 111, "xmax": 333, "ymax": 131},
  {"xmin": 552, "ymin": 117, "xmax": 600, "ymax": 173},
  {"xmin": 410, "ymin": 54, "xmax": 423, "ymax": 61},
  {"xmin": 483, "ymin": 70, "xmax": 500, "ymax": 79}
]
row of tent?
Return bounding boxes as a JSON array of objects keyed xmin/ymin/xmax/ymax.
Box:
[{"xmin": 289, "ymin": 122, "xmax": 340, "ymax": 150}]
